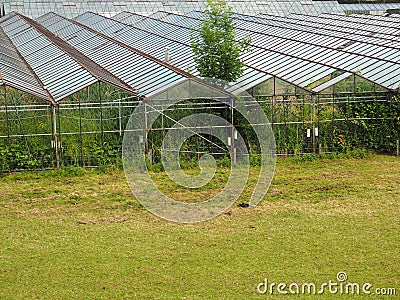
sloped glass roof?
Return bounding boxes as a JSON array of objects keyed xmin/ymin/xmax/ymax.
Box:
[
  {"xmin": 341, "ymin": 3, "xmax": 400, "ymax": 15},
  {"xmin": 150, "ymin": 10, "xmax": 400, "ymax": 90},
  {"xmin": 0, "ymin": 24, "xmax": 48, "ymax": 98},
  {"xmin": 0, "ymin": 0, "xmax": 344, "ymax": 20},
  {"xmin": 0, "ymin": 11, "xmax": 209, "ymax": 102},
  {"xmin": 115, "ymin": 10, "xmax": 396, "ymax": 92},
  {"xmin": 0, "ymin": 12, "xmax": 134, "ymax": 102},
  {"xmin": 35, "ymin": 12, "xmax": 189, "ymax": 98},
  {"xmin": 0, "ymin": 7, "xmax": 399, "ymax": 103}
]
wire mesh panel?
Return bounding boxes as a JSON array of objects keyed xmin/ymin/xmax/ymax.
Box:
[
  {"xmin": 0, "ymin": 82, "xmax": 140, "ymax": 172},
  {"xmin": 0, "ymin": 87, "xmax": 53, "ymax": 171},
  {"xmin": 55, "ymin": 84, "xmax": 138, "ymax": 167}
]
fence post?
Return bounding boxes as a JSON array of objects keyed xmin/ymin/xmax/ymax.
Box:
[{"xmin": 397, "ymin": 140, "xmax": 399, "ymax": 157}]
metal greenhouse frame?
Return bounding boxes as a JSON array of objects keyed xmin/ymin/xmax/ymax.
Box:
[
  {"xmin": 0, "ymin": 9, "xmax": 399, "ymax": 172},
  {"xmin": 86, "ymin": 9, "xmax": 399, "ymax": 153},
  {"xmin": 0, "ymin": 11, "xmax": 237, "ymax": 170}
]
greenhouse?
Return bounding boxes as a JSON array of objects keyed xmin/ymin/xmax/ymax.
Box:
[{"xmin": 0, "ymin": 5, "xmax": 399, "ymax": 171}]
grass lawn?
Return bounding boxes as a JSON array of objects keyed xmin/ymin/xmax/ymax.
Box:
[{"xmin": 0, "ymin": 155, "xmax": 399, "ymax": 299}]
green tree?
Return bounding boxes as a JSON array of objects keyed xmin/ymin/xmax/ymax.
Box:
[{"xmin": 191, "ymin": 0, "xmax": 250, "ymax": 85}]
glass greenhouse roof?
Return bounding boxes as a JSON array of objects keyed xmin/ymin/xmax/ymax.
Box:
[
  {"xmin": 341, "ymin": 3, "xmax": 400, "ymax": 14},
  {"xmin": 0, "ymin": 0, "xmax": 344, "ymax": 20},
  {"xmin": 0, "ymin": 8, "xmax": 399, "ymax": 103},
  {"xmin": 0, "ymin": 12, "xmax": 134, "ymax": 102},
  {"xmin": 114, "ymin": 10, "xmax": 400, "ymax": 91},
  {"xmin": 35, "ymin": 12, "xmax": 189, "ymax": 98}
]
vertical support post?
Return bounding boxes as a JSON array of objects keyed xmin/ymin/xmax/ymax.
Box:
[
  {"xmin": 332, "ymin": 85, "xmax": 336, "ymax": 152},
  {"xmin": 143, "ymin": 100, "xmax": 149, "ymax": 155},
  {"xmin": 272, "ymin": 76, "xmax": 276, "ymax": 125},
  {"xmin": 389, "ymin": 92, "xmax": 393, "ymax": 152},
  {"xmin": 57, "ymin": 103, "xmax": 62, "ymax": 166},
  {"xmin": 346, "ymin": 93, "xmax": 350, "ymax": 145},
  {"xmin": 98, "ymin": 82, "xmax": 104, "ymax": 153},
  {"xmin": 78, "ymin": 95, "xmax": 83, "ymax": 166},
  {"xmin": 271, "ymin": 78, "xmax": 276, "ymax": 157},
  {"xmin": 271, "ymin": 95, "xmax": 275, "ymax": 126},
  {"xmin": 311, "ymin": 94, "xmax": 316, "ymax": 154},
  {"xmin": 3, "ymin": 85, "xmax": 10, "ymax": 172},
  {"xmin": 283, "ymin": 95, "xmax": 288, "ymax": 156},
  {"xmin": 316, "ymin": 94, "xmax": 320, "ymax": 152},
  {"xmin": 144, "ymin": 99, "xmax": 152, "ymax": 164},
  {"xmin": 397, "ymin": 140, "xmax": 399, "ymax": 157},
  {"xmin": 189, "ymin": 80, "xmax": 197, "ymax": 162},
  {"xmin": 231, "ymin": 97, "xmax": 236, "ymax": 164},
  {"xmin": 118, "ymin": 98, "xmax": 122, "ymax": 136},
  {"xmin": 209, "ymin": 89, "xmax": 214, "ymax": 155},
  {"xmin": 51, "ymin": 103, "xmax": 60, "ymax": 169},
  {"xmin": 353, "ymin": 74, "xmax": 357, "ymax": 151},
  {"xmin": 163, "ymin": 91, "xmax": 167, "ymax": 154},
  {"xmin": 4, "ymin": 85, "xmax": 10, "ymax": 145},
  {"xmin": 301, "ymin": 94, "xmax": 305, "ymax": 154}
]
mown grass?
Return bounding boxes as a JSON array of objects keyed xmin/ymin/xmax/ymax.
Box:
[{"xmin": 0, "ymin": 155, "xmax": 399, "ymax": 299}]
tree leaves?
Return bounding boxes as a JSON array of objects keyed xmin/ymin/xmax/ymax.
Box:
[{"xmin": 190, "ymin": 0, "xmax": 250, "ymax": 83}]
